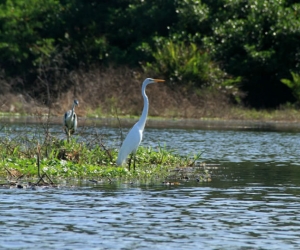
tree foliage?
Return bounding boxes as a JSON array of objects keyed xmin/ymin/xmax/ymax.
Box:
[
  {"xmin": 201, "ymin": 0, "xmax": 300, "ymax": 107},
  {"xmin": 0, "ymin": 0, "xmax": 299, "ymax": 108}
]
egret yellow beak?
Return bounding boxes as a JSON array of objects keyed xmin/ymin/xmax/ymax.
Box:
[{"xmin": 154, "ymin": 79, "xmax": 165, "ymax": 83}]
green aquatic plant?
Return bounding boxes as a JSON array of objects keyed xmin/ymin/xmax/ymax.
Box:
[{"xmin": 0, "ymin": 125, "xmax": 210, "ymax": 184}]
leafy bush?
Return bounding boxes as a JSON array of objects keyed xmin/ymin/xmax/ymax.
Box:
[
  {"xmin": 143, "ymin": 39, "xmax": 211, "ymax": 86},
  {"xmin": 281, "ymin": 72, "xmax": 300, "ymax": 104},
  {"xmin": 143, "ymin": 38, "xmax": 242, "ymax": 102}
]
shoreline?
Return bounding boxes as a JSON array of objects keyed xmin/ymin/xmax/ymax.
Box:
[{"xmin": 1, "ymin": 114, "xmax": 300, "ymax": 132}]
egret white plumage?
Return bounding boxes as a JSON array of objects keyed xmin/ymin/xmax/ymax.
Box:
[
  {"xmin": 116, "ymin": 78, "xmax": 165, "ymax": 170},
  {"xmin": 63, "ymin": 99, "xmax": 79, "ymax": 142}
]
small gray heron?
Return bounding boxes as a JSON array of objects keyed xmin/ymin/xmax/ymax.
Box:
[{"xmin": 63, "ymin": 99, "xmax": 79, "ymax": 142}]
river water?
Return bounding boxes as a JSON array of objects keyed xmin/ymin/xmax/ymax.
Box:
[{"xmin": 1, "ymin": 118, "xmax": 300, "ymax": 249}]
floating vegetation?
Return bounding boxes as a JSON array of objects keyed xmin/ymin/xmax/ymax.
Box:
[{"xmin": 0, "ymin": 124, "xmax": 211, "ymax": 187}]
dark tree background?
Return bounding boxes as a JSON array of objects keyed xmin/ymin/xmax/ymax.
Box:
[{"xmin": 0, "ymin": 0, "xmax": 299, "ymax": 108}]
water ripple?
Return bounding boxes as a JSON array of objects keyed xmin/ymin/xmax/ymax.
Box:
[{"xmin": 1, "ymin": 184, "xmax": 300, "ymax": 249}]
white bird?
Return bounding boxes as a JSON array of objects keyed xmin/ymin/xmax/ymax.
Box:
[
  {"xmin": 116, "ymin": 78, "xmax": 165, "ymax": 170},
  {"xmin": 63, "ymin": 99, "xmax": 79, "ymax": 142}
]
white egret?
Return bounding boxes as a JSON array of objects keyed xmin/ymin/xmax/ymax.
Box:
[
  {"xmin": 116, "ymin": 78, "xmax": 165, "ymax": 170},
  {"xmin": 63, "ymin": 99, "xmax": 79, "ymax": 142}
]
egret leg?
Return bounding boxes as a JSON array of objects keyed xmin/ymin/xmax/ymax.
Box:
[
  {"xmin": 128, "ymin": 154, "xmax": 133, "ymax": 171},
  {"xmin": 133, "ymin": 155, "xmax": 136, "ymax": 171}
]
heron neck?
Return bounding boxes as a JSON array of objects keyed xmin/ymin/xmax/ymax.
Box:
[
  {"xmin": 71, "ymin": 103, "xmax": 76, "ymax": 116},
  {"xmin": 138, "ymin": 83, "xmax": 149, "ymax": 129}
]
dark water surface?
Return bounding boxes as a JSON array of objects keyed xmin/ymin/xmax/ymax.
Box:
[{"xmin": 1, "ymin": 118, "xmax": 300, "ymax": 249}]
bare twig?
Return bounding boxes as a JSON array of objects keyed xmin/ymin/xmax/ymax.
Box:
[
  {"xmin": 37, "ymin": 142, "xmax": 41, "ymax": 178},
  {"xmin": 95, "ymin": 130, "xmax": 113, "ymax": 162}
]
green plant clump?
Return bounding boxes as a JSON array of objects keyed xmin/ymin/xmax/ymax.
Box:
[{"xmin": 0, "ymin": 129, "xmax": 209, "ymax": 186}]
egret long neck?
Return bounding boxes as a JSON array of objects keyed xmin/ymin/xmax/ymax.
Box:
[{"xmin": 138, "ymin": 83, "xmax": 149, "ymax": 129}]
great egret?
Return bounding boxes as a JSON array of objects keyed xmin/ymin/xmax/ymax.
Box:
[
  {"xmin": 116, "ymin": 78, "xmax": 165, "ymax": 170},
  {"xmin": 63, "ymin": 99, "xmax": 79, "ymax": 142}
]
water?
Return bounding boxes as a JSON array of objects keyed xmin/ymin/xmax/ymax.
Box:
[{"xmin": 1, "ymin": 119, "xmax": 300, "ymax": 249}]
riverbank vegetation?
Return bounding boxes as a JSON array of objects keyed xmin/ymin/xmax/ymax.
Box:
[
  {"xmin": 1, "ymin": 66, "xmax": 300, "ymax": 123},
  {"xmin": 0, "ymin": 0, "xmax": 300, "ymax": 117}
]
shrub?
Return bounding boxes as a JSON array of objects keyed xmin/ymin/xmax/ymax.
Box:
[
  {"xmin": 281, "ymin": 72, "xmax": 300, "ymax": 104},
  {"xmin": 143, "ymin": 39, "xmax": 211, "ymax": 87},
  {"xmin": 143, "ymin": 38, "xmax": 242, "ymax": 102}
]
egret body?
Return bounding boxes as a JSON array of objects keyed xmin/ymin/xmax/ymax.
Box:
[{"xmin": 116, "ymin": 78, "xmax": 165, "ymax": 170}]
